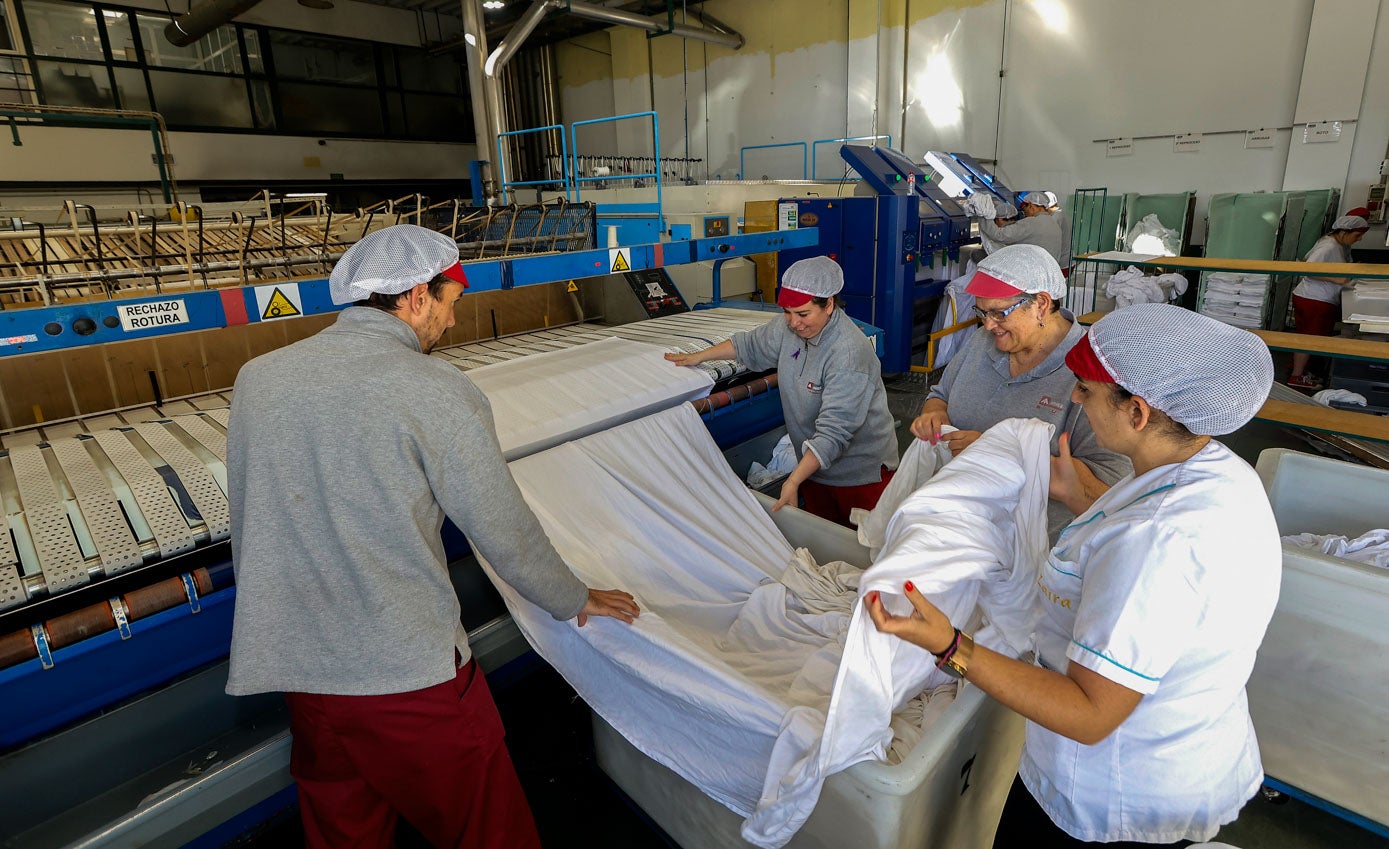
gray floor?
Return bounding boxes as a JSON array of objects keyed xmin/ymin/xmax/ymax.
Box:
[{"xmin": 879, "ymin": 374, "xmax": 1389, "ymax": 849}]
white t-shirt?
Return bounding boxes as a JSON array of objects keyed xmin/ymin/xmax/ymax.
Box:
[
  {"xmin": 1020, "ymin": 440, "xmax": 1281, "ymax": 843},
  {"xmin": 1292, "ymin": 234, "xmax": 1350, "ymax": 304}
]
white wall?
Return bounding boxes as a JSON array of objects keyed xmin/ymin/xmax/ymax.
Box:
[{"xmin": 554, "ymin": 0, "xmax": 1389, "ymax": 244}]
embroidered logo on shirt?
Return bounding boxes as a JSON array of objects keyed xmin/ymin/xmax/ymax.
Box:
[
  {"xmin": 791, "ymin": 349, "xmax": 800, "ymax": 360},
  {"xmin": 806, "ymin": 381, "xmax": 822, "ymax": 393},
  {"xmin": 1037, "ymin": 575, "xmax": 1073, "ymax": 609},
  {"xmin": 1036, "ymin": 395, "xmax": 1064, "ymax": 413}
]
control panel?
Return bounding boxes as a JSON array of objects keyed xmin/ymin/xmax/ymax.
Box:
[
  {"xmin": 703, "ymin": 215, "xmax": 731, "ymax": 238},
  {"xmin": 623, "ymin": 268, "xmax": 690, "ymax": 318}
]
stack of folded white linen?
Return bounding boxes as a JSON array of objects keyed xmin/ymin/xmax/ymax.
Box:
[
  {"xmin": 1343, "ymin": 279, "xmax": 1389, "ymax": 324},
  {"xmin": 1198, "ymin": 272, "xmax": 1269, "ymax": 328}
]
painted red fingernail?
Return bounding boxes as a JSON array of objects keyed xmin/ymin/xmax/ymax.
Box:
[{"xmin": 904, "ymin": 580, "xmax": 915, "ymax": 592}]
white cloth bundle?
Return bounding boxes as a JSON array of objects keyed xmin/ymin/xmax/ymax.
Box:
[
  {"xmin": 1312, "ymin": 388, "xmax": 1368, "ymax": 407},
  {"xmin": 851, "ymin": 432, "xmax": 956, "ymax": 559},
  {"xmin": 1283, "ymin": 529, "xmax": 1389, "ymax": 568},
  {"xmin": 481, "ymin": 402, "xmax": 1053, "ymax": 848},
  {"xmin": 742, "ymin": 418, "xmax": 1052, "ymax": 846}
]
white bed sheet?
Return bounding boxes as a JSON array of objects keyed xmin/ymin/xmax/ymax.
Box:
[
  {"xmin": 465, "ymin": 337, "xmax": 713, "ymax": 460},
  {"xmin": 475, "ymin": 395, "xmax": 1054, "ymax": 847}
]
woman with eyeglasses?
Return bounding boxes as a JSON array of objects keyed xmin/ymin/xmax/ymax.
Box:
[
  {"xmin": 909, "ymin": 244, "xmax": 1130, "ymax": 537},
  {"xmin": 870, "ymin": 304, "xmax": 1281, "ymax": 847}
]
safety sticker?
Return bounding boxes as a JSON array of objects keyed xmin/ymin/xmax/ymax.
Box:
[
  {"xmin": 0, "ymin": 334, "xmax": 38, "ymax": 346},
  {"xmin": 566, "ymin": 280, "xmax": 579, "ymax": 293},
  {"xmin": 117, "ymin": 299, "xmax": 190, "ymax": 331},
  {"xmin": 609, "ymin": 247, "xmax": 631, "ymax": 273},
  {"xmin": 254, "ymin": 283, "xmax": 303, "ymax": 321}
]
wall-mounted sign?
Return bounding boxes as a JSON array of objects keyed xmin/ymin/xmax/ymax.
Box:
[
  {"xmin": 1304, "ymin": 121, "xmax": 1342, "ymax": 144},
  {"xmin": 1245, "ymin": 129, "xmax": 1275, "ymax": 149},
  {"xmin": 1173, "ymin": 132, "xmax": 1203, "ymax": 154},
  {"xmin": 1106, "ymin": 138, "xmax": 1134, "ymax": 157}
]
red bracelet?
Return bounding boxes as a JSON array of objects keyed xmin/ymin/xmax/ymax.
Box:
[{"xmin": 934, "ymin": 628, "xmax": 962, "ymax": 669}]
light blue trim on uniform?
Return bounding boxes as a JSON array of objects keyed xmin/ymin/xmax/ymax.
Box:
[
  {"xmin": 1070, "ymin": 639, "xmax": 1160, "ymax": 681},
  {"xmin": 1055, "ymin": 483, "xmax": 1180, "ymax": 542},
  {"xmin": 1047, "ymin": 559, "xmax": 1081, "ymax": 579},
  {"xmin": 1117, "ymin": 483, "xmax": 1177, "ymax": 512}
]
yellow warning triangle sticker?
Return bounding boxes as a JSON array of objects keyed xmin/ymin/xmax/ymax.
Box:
[
  {"xmin": 262, "ymin": 287, "xmax": 301, "ymax": 319},
  {"xmin": 566, "ymin": 280, "xmax": 579, "ymax": 293},
  {"xmin": 610, "ymin": 251, "xmax": 631, "ymax": 272}
]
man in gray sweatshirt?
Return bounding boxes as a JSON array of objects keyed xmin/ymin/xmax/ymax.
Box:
[{"xmin": 226, "ymin": 225, "xmax": 640, "ymax": 849}]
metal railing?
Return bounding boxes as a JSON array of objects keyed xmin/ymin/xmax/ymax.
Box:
[{"xmin": 738, "ymin": 142, "xmax": 808, "ymax": 180}]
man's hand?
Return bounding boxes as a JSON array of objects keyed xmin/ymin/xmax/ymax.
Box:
[{"xmin": 576, "ymin": 588, "xmax": 641, "ymax": 627}]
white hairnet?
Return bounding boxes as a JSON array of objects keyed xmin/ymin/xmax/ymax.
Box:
[
  {"xmin": 974, "ymin": 244, "xmax": 1067, "ymax": 298},
  {"xmin": 781, "ymin": 256, "xmax": 844, "ymax": 298},
  {"xmin": 330, "ymin": 224, "xmax": 466, "ymax": 305},
  {"xmin": 1333, "ymin": 214, "xmax": 1369, "ymax": 231},
  {"xmin": 1021, "ymin": 191, "xmax": 1051, "ymax": 207},
  {"xmin": 994, "ymin": 202, "xmax": 1019, "ymax": 219},
  {"xmin": 1087, "ymin": 304, "xmax": 1273, "ymax": 436}
]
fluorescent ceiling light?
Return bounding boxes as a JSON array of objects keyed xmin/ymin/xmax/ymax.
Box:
[{"xmin": 483, "ymin": 1, "xmax": 505, "ymax": 9}]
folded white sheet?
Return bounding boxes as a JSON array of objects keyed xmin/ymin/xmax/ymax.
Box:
[{"xmin": 466, "ymin": 337, "xmax": 713, "ymax": 460}]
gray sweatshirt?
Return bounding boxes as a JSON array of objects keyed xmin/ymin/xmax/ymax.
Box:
[
  {"xmin": 979, "ymin": 211, "xmax": 1072, "ymax": 268},
  {"xmin": 926, "ymin": 314, "xmax": 1131, "ymax": 537},
  {"xmin": 733, "ymin": 308, "xmax": 898, "ymax": 486},
  {"xmin": 226, "ymin": 307, "xmax": 587, "ymax": 697}
]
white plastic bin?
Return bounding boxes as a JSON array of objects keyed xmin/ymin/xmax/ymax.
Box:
[
  {"xmin": 593, "ymin": 494, "xmax": 1026, "ymax": 849},
  {"xmin": 1248, "ymin": 449, "xmax": 1389, "ymax": 830}
]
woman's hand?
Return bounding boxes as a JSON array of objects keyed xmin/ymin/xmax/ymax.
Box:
[
  {"xmin": 910, "ymin": 407, "xmax": 952, "ymax": 444},
  {"xmin": 864, "ymin": 581, "xmax": 955, "ymax": 655},
  {"xmin": 942, "ymin": 429, "xmax": 981, "ymax": 456},
  {"xmin": 773, "ymin": 477, "xmax": 799, "ymax": 512},
  {"xmin": 664, "ymin": 351, "xmax": 704, "ymax": 367},
  {"xmin": 1049, "ymin": 433, "xmax": 1108, "ymax": 515}
]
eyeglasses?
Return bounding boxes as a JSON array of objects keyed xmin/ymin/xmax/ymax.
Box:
[{"xmin": 973, "ymin": 296, "xmax": 1034, "ymax": 324}]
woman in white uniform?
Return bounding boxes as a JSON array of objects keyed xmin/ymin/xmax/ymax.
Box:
[
  {"xmin": 867, "ymin": 304, "xmax": 1281, "ymax": 847},
  {"xmin": 1287, "ymin": 213, "xmax": 1369, "ymax": 388}
]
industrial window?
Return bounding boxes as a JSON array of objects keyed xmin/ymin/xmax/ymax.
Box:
[
  {"xmin": 130, "ymin": 12, "xmax": 242, "ymax": 74},
  {"xmin": 269, "ymin": 30, "xmax": 374, "ymax": 85},
  {"xmin": 21, "ymin": 0, "xmax": 104, "ymax": 61},
  {"xmin": 11, "ymin": 0, "xmax": 471, "ymax": 142},
  {"xmin": 32, "ymin": 58, "xmax": 113, "ymax": 108},
  {"xmin": 0, "ymin": 0, "xmax": 15, "ymax": 51}
]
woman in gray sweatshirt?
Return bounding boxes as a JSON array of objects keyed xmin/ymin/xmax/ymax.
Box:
[{"xmin": 666, "ymin": 256, "xmax": 898, "ymax": 527}]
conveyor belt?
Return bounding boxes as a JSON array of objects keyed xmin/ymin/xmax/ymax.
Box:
[
  {"xmin": 49, "ymin": 437, "xmax": 143, "ymax": 576},
  {"xmin": 431, "ymin": 308, "xmax": 776, "ymax": 382},
  {"xmin": 0, "ymin": 309, "xmax": 776, "ymax": 610}
]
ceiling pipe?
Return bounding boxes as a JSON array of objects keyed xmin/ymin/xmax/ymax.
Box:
[
  {"xmin": 485, "ymin": 0, "xmax": 560, "ymax": 77},
  {"xmin": 164, "ymin": 0, "xmax": 265, "ymax": 47},
  {"xmin": 564, "ymin": 0, "xmax": 743, "ymax": 50}
]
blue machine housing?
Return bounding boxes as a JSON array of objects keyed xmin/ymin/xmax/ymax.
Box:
[{"xmin": 775, "ymin": 144, "xmax": 981, "ymax": 372}]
